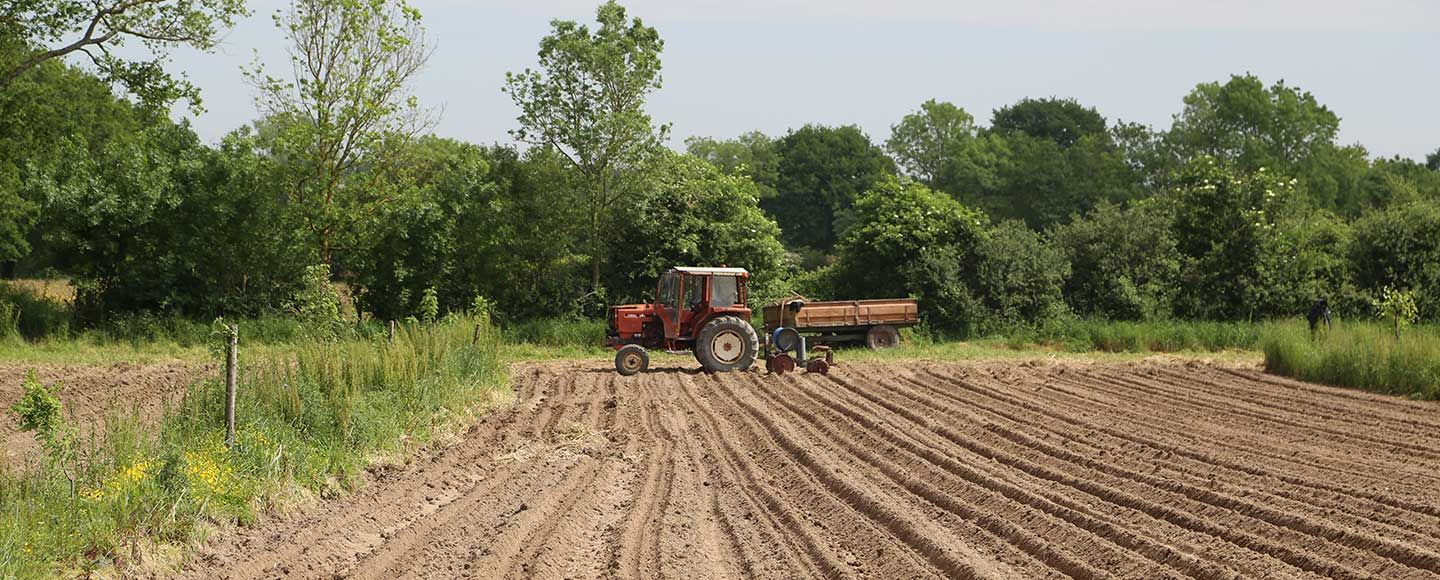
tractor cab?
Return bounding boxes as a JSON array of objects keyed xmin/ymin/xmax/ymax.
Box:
[
  {"xmin": 607, "ymin": 267, "xmax": 758, "ymax": 375},
  {"xmin": 654, "ymin": 267, "xmax": 748, "ymax": 340}
]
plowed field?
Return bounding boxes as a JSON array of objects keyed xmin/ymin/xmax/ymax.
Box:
[
  {"xmin": 1, "ymin": 361, "xmax": 205, "ymax": 468},
  {"xmin": 184, "ymin": 360, "xmax": 1440, "ymax": 579}
]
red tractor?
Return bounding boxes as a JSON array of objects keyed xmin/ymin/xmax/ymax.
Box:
[{"xmin": 607, "ymin": 267, "xmax": 760, "ymax": 375}]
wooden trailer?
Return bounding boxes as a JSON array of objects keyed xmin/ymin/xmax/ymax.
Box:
[{"xmin": 762, "ymin": 296, "xmax": 919, "ymax": 349}]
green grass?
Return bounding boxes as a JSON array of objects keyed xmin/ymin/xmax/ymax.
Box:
[
  {"xmin": 1261, "ymin": 320, "xmax": 1440, "ymax": 400},
  {"xmin": 0, "ymin": 315, "xmax": 506, "ymax": 578},
  {"xmin": 987, "ymin": 318, "xmax": 1261, "ymax": 353},
  {"xmin": 502, "ymin": 317, "xmax": 607, "ymax": 349}
]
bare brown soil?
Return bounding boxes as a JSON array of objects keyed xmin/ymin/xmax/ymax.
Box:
[
  {"xmin": 0, "ymin": 361, "xmax": 207, "ymax": 468},
  {"xmin": 183, "ymin": 359, "xmax": 1440, "ymax": 579}
]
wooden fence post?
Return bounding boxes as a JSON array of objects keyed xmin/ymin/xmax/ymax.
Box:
[
  {"xmin": 225, "ymin": 324, "xmax": 238, "ymax": 448},
  {"xmin": 387, "ymin": 320, "xmax": 396, "ymax": 344}
]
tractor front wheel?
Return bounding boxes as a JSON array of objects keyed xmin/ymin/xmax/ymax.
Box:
[
  {"xmin": 695, "ymin": 316, "xmax": 759, "ymax": 373},
  {"xmin": 615, "ymin": 345, "xmax": 649, "ymax": 376}
]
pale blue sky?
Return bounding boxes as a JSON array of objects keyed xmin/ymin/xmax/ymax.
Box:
[{"xmin": 161, "ymin": 0, "xmax": 1440, "ymax": 160}]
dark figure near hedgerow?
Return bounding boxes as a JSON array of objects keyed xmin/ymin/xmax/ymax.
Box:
[{"xmin": 1308, "ymin": 298, "xmax": 1332, "ymax": 336}]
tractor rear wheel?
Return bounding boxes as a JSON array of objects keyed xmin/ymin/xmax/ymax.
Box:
[
  {"xmin": 695, "ymin": 316, "xmax": 759, "ymax": 373},
  {"xmin": 865, "ymin": 325, "xmax": 900, "ymax": 350},
  {"xmin": 615, "ymin": 345, "xmax": 649, "ymax": 376}
]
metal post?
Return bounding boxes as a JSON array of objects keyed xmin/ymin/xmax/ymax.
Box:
[{"xmin": 225, "ymin": 324, "xmax": 238, "ymax": 448}]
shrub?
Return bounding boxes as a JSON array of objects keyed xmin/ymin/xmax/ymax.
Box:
[
  {"xmin": 972, "ymin": 219, "xmax": 1070, "ymax": 332},
  {"xmin": 1051, "ymin": 200, "xmax": 1179, "ymax": 320},
  {"xmin": 1350, "ymin": 200, "xmax": 1440, "ymax": 320}
]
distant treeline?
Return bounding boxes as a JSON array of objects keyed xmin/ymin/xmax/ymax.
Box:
[{"xmin": 1, "ymin": 2, "xmax": 1437, "ymax": 337}]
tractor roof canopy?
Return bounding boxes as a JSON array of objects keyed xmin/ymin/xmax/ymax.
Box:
[{"xmin": 671, "ymin": 266, "xmax": 748, "ymax": 277}]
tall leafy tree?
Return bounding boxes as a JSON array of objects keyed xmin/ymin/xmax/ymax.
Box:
[
  {"xmin": 886, "ymin": 99, "xmax": 979, "ymax": 186},
  {"xmin": 247, "ymin": 0, "xmax": 432, "ymax": 266},
  {"xmin": 0, "ymin": 0, "xmax": 246, "ymax": 108},
  {"xmin": 1168, "ymin": 75, "xmax": 1339, "ymax": 171},
  {"xmin": 767, "ymin": 124, "xmax": 895, "ymax": 250},
  {"xmin": 991, "ymin": 97, "xmax": 1106, "ymax": 148},
  {"xmin": 505, "ymin": 1, "xmax": 668, "ymax": 291},
  {"xmin": 1428, "ymin": 148, "xmax": 1440, "ymax": 172}
]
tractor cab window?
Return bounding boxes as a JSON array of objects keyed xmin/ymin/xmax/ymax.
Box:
[
  {"xmin": 658, "ymin": 273, "xmax": 680, "ymax": 322},
  {"xmin": 710, "ymin": 275, "xmax": 739, "ymax": 307},
  {"xmin": 684, "ymin": 274, "xmax": 706, "ymax": 311}
]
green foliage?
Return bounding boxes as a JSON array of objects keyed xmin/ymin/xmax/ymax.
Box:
[
  {"xmin": 1349, "ymin": 200, "xmax": 1440, "ymax": 319},
  {"xmin": 1171, "ymin": 158, "xmax": 1295, "ymax": 319},
  {"xmin": 1165, "ymin": 73, "xmax": 1374, "ymax": 213},
  {"xmin": 247, "ymin": 0, "xmax": 431, "ymax": 266},
  {"xmin": 0, "ymin": 282, "xmax": 69, "ymax": 340},
  {"xmin": 972, "ymin": 220, "xmax": 1070, "ymax": 331},
  {"xmin": 886, "ymin": 100, "xmax": 980, "ymax": 186},
  {"xmin": 1002, "ymin": 318, "xmax": 1260, "ymax": 353},
  {"xmin": 684, "ymin": 131, "xmax": 778, "ymax": 199},
  {"xmin": 1168, "ymin": 74, "xmax": 1340, "ymax": 174},
  {"xmin": 605, "ymin": 151, "xmax": 785, "ymax": 306},
  {"xmin": 503, "ymin": 317, "xmax": 608, "ymax": 349},
  {"xmin": 1263, "ymin": 321, "xmax": 1440, "ymax": 400},
  {"xmin": 1254, "ymin": 210, "xmax": 1360, "ymax": 317},
  {"xmin": 991, "ymin": 97, "xmax": 1107, "ymax": 148},
  {"xmin": 505, "ymin": 0, "xmax": 668, "ymax": 289},
  {"xmin": 766, "ymin": 124, "xmax": 896, "ymax": 250},
  {"xmin": 835, "ymin": 177, "xmax": 988, "ymax": 335},
  {"xmin": 290, "ymin": 265, "xmax": 345, "ymax": 339},
  {"xmin": 418, "ymin": 287, "xmax": 439, "ymax": 324},
  {"xmin": 1373, "ymin": 286, "xmax": 1419, "ymax": 339},
  {"xmin": 350, "ymin": 140, "xmax": 585, "ymax": 322},
  {"xmin": 1050, "ymin": 200, "xmax": 1180, "ymax": 320},
  {"xmin": 0, "ymin": 0, "xmax": 248, "ymax": 109},
  {"xmin": 11, "ymin": 371, "xmax": 62, "ymax": 436}
]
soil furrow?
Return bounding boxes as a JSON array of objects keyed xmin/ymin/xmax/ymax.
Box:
[{"xmin": 179, "ymin": 359, "xmax": 1440, "ymax": 580}]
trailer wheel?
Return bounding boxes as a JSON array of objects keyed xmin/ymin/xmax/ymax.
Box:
[
  {"xmin": 865, "ymin": 325, "xmax": 900, "ymax": 350},
  {"xmin": 696, "ymin": 316, "xmax": 759, "ymax": 372},
  {"xmin": 615, "ymin": 345, "xmax": 649, "ymax": 376}
]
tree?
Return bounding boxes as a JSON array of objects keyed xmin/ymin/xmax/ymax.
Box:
[
  {"xmin": 247, "ymin": 0, "xmax": 432, "ymax": 266},
  {"xmin": 684, "ymin": 131, "xmax": 778, "ymax": 199},
  {"xmin": 352, "ymin": 140, "xmax": 587, "ymax": 321},
  {"xmin": 886, "ymin": 100, "xmax": 979, "ymax": 186},
  {"xmin": 1427, "ymin": 147, "xmax": 1440, "ymax": 172},
  {"xmin": 991, "ymin": 97, "xmax": 1106, "ymax": 148},
  {"xmin": 505, "ymin": 1, "xmax": 668, "ymax": 291},
  {"xmin": 835, "ymin": 177, "xmax": 988, "ymax": 335},
  {"xmin": 767, "ymin": 124, "xmax": 895, "ymax": 250},
  {"xmin": 1169, "ymin": 75, "xmax": 1340, "ymax": 170},
  {"xmin": 0, "ymin": 180, "xmax": 35, "ymax": 264},
  {"xmin": 0, "ymin": 0, "xmax": 246, "ymax": 108},
  {"xmin": 606, "ymin": 151, "xmax": 785, "ymax": 306},
  {"xmin": 1170, "ymin": 157, "xmax": 1296, "ymax": 320},
  {"xmin": 1, "ymin": 44, "xmax": 157, "ymax": 271}
]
